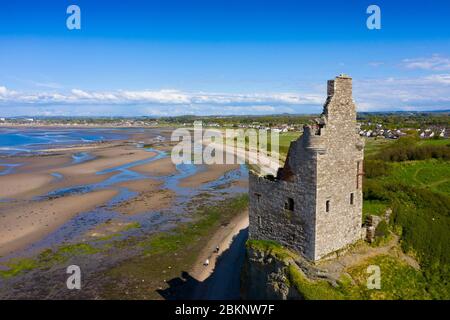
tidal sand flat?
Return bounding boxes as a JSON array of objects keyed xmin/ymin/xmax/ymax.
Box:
[
  {"xmin": 56, "ymin": 145, "xmax": 157, "ymax": 175},
  {"xmin": 0, "ymin": 127, "xmax": 249, "ymax": 299},
  {"xmin": 178, "ymin": 164, "xmax": 240, "ymax": 188},
  {"xmin": 0, "ymin": 173, "xmax": 55, "ymax": 199},
  {"xmin": 112, "ymin": 179, "xmax": 175, "ymax": 214},
  {"xmin": 0, "ymin": 189, "xmax": 119, "ymax": 256},
  {"xmin": 0, "ymin": 129, "xmax": 162, "ymax": 255},
  {"xmin": 133, "ymin": 157, "xmax": 177, "ymax": 176}
]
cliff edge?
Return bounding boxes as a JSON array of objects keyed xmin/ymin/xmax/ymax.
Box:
[{"xmin": 241, "ymin": 237, "xmax": 423, "ymax": 300}]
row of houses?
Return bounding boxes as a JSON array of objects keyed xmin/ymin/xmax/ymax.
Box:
[
  {"xmin": 0, "ymin": 118, "xmax": 160, "ymax": 127},
  {"xmin": 359, "ymin": 125, "xmax": 449, "ymax": 139},
  {"xmin": 233, "ymin": 123, "xmax": 299, "ymax": 132},
  {"xmin": 359, "ymin": 128, "xmax": 406, "ymax": 139},
  {"xmin": 418, "ymin": 128, "xmax": 448, "ymax": 139}
]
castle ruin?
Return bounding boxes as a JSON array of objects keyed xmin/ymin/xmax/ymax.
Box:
[{"xmin": 248, "ymin": 75, "xmax": 365, "ymax": 261}]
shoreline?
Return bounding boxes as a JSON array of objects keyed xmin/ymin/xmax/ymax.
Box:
[
  {"xmin": 0, "ymin": 126, "xmax": 251, "ymax": 299},
  {"xmin": 0, "ymin": 136, "xmax": 163, "ymax": 257},
  {"xmin": 0, "ymin": 189, "xmax": 119, "ymax": 257},
  {"xmin": 190, "ymin": 209, "xmax": 249, "ymax": 282}
]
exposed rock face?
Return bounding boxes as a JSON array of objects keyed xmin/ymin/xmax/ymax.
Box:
[
  {"xmin": 364, "ymin": 209, "xmax": 392, "ymax": 243},
  {"xmin": 248, "ymin": 75, "xmax": 365, "ymax": 261},
  {"xmin": 240, "ymin": 246, "xmax": 301, "ymax": 300},
  {"xmin": 240, "ymin": 243, "xmax": 336, "ymax": 300}
]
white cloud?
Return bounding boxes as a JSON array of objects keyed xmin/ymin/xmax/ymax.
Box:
[
  {"xmin": 1, "ymin": 70, "xmax": 449, "ymax": 115},
  {"xmin": 402, "ymin": 54, "xmax": 450, "ymax": 71},
  {"xmin": 353, "ymin": 74, "xmax": 450, "ymax": 111},
  {"xmin": 0, "ymin": 86, "xmax": 7, "ymax": 96},
  {"xmin": 424, "ymin": 74, "xmax": 450, "ymax": 85},
  {"xmin": 0, "ymin": 86, "xmax": 322, "ymax": 107}
]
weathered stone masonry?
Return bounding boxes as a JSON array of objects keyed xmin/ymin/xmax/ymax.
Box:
[{"xmin": 249, "ymin": 75, "xmax": 365, "ymax": 261}]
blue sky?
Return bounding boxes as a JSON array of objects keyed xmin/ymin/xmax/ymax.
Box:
[{"xmin": 0, "ymin": 0, "xmax": 449, "ymax": 116}]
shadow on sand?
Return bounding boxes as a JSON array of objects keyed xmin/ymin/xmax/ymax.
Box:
[{"xmin": 157, "ymin": 227, "xmax": 248, "ymax": 300}]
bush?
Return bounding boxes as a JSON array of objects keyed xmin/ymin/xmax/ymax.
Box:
[
  {"xmin": 363, "ymin": 180, "xmax": 390, "ymax": 201},
  {"xmin": 364, "ymin": 160, "xmax": 391, "ymax": 178},
  {"xmin": 372, "ymin": 139, "xmax": 450, "ymax": 162},
  {"xmin": 363, "ymin": 135, "xmax": 450, "ymax": 298},
  {"xmin": 374, "ymin": 220, "xmax": 389, "ymax": 238}
]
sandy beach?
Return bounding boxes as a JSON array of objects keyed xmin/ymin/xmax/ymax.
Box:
[
  {"xmin": 112, "ymin": 179, "xmax": 175, "ymax": 214},
  {"xmin": 0, "ymin": 173, "xmax": 55, "ymax": 199},
  {"xmin": 0, "ymin": 189, "xmax": 119, "ymax": 256},
  {"xmin": 190, "ymin": 210, "xmax": 249, "ymax": 282},
  {"xmin": 0, "ymin": 141, "xmax": 160, "ymax": 256},
  {"xmin": 178, "ymin": 163, "xmax": 240, "ymax": 188},
  {"xmin": 0, "ymin": 129, "xmax": 248, "ymax": 260},
  {"xmin": 56, "ymin": 146, "xmax": 156, "ymax": 175},
  {"xmin": 0, "ymin": 127, "xmax": 252, "ymax": 301},
  {"xmin": 133, "ymin": 157, "xmax": 177, "ymax": 176}
]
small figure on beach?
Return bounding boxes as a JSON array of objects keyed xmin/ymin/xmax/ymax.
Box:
[
  {"xmin": 215, "ymin": 246, "xmax": 220, "ymax": 253},
  {"xmin": 204, "ymin": 259, "xmax": 210, "ymax": 266}
]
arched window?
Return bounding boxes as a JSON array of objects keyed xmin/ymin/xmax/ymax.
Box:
[{"xmin": 326, "ymin": 200, "xmax": 330, "ymax": 213}]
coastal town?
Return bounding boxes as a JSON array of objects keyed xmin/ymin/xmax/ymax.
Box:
[{"xmin": 1, "ymin": 113, "xmax": 448, "ymax": 141}]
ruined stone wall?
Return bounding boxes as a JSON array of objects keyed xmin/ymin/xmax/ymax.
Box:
[
  {"xmin": 248, "ymin": 74, "xmax": 364, "ymax": 262},
  {"xmin": 314, "ymin": 76, "xmax": 364, "ymax": 260},
  {"xmin": 248, "ymin": 169, "xmax": 316, "ymax": 260}
]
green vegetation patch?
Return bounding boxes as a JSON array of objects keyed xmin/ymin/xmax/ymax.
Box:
[
  {"xmin": 370, "ymin": 136, "xmax": 450, "ymax": 162},
  {"xmin": 0, "ymin": 258, "xmax": 38, "ymax": 279},
  {"xmin": 247, "ymin": 239, "xmax": 432, "ymax": 299},
  {"xmin": 102, "ymin": 193, "xmax": 249, "ymax": 299},
  {"xmin": 363, "ymin": 135, "xmax": 450, "ymax": 299},
  {"xmin": 246, "ymin": 239, "xmax": 297, "ymax": 261},
  {"xmin": 277, "ymin": 132, "xmax": 302, "ymax": 158},
  {"xmin": 140, "ymin": 194, "xmax": 248, "ymax": 255},
  {"xmin": 0, "ymin": 243, "xmax": 99, "ymax": 279},
  {"xmin": 363, "ymin": 200, "xmax": 388, "ymax": 219},
  {"xmin": 123, "ymin": 222, "xmax": 142, "ymax": 231},
  {"xmin": 287, "ymin": 265, "xmax": 345, "ymax": 300},
  {"xmin": 344, "ymin": 255, "xmax": 431, "ymax": 300},
  {"xmin": 364, "ymin": 138, "xmax": 394, "ymax": 157}
]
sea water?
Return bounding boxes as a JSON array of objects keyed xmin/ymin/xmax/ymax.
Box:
[{"xmin": 0, "ymin": 128, "xmax": 128, "ymax": 154}]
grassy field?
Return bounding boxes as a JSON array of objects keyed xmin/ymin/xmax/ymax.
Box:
[
  {"xmin": 223, "ymin": 130, "xmax": 301, "ymax": 160},
  {"xmin": 362, "ymin": 137, "xmax": 450, "ymax": 299},
  {"xmin": 364, "ymin": 138, "xmax": 394, "ymax": 157},
  {"xmin": 275, "ymin": 132, "xmax": 302, "ymax": 157},
  {"xmin": 379, "ymin": 160, "xmax": 450, "ymax": 194}
]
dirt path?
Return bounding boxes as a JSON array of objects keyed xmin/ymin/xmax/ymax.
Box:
[
  {"xmin": 319, "ymin": 235, "xmax": 420, "ymax": 280},
  {"xmin": 200, "ymin": 139, "xmax": 280, "ymax": 176}
]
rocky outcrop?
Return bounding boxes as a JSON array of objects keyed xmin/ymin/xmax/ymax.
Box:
[
  {"xmin": 240, "ymin": 240, "xmax": 337, "ymax": 300},
  {"xmin": 240, "ymin": 245, "xmax": 300, "ymax": 300},
  {"xmin": 364, "ymin": 208, "xmax": 392, "ymax": 243}
]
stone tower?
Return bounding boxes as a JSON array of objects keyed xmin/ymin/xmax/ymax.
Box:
[{"xmin": 248, "ymin": 75, "xmax": 365, "ymax": 261}]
